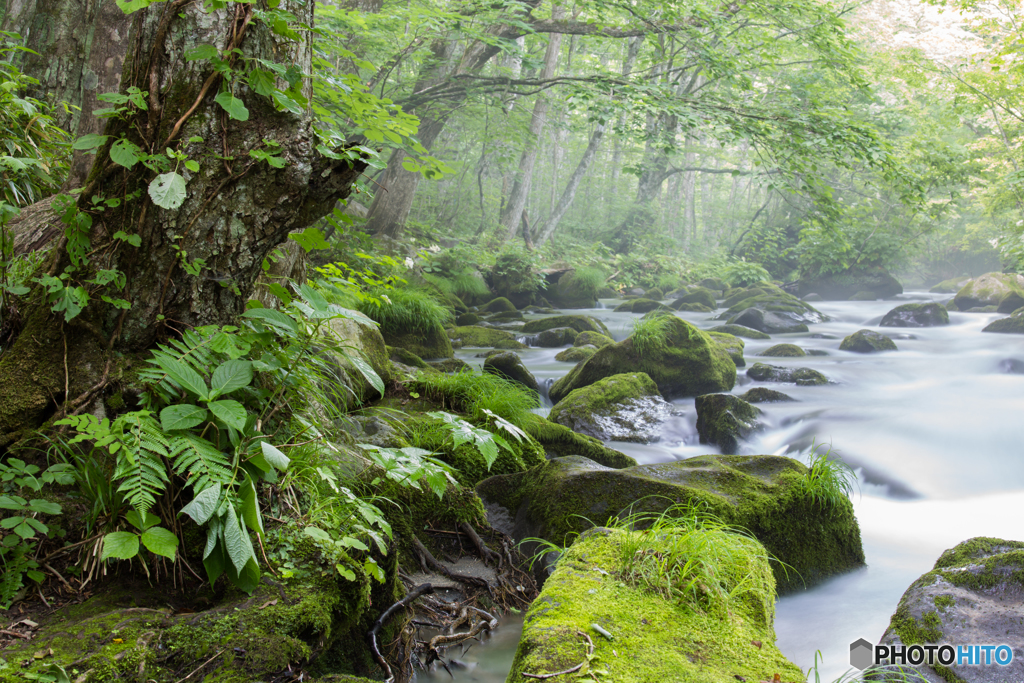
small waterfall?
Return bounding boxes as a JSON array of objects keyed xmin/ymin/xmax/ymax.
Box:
[
  {"xmin": 517, "ymin": 334, "xmax": 539, "ymax": 347},
  {"xmin": 593, "ymin": 300, "xmax": 607, "ymax": 310}
]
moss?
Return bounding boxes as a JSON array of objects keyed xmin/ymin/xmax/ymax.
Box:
[
  {"xmin": 982, "ymin": 308, "xmax": 1024, "ymax": 334},
  {"xmin": 933, "ymin": 595, "xmax": 954, "ymax": 611},
  {"xmin": 740, "ymin": 388, "xmax": 794, "ymax": 403},
  {"xmin": 709, "ymin": 324, "xmax": 771, "ymax": 340},
  {"xmin": 759, "ymin": 344, "xmax": 805, "ymax": 358},
  {"xmin": 555, "ymin": 346, "xmax": 597, "ymax": 363},
  {"xmin": 672, "ymin": 287, "xmax": 717, "ymax": 309},
  {"xmin": 880, "ymin": 303, "xmax": 949, "ymax": 327},
  {"xmin": 480, "ymin": 296, "xmax": 517, "ymax": 313},
  {"xmin": 411, "ymin": 415, "xmax": 546, "ymax": 486},
  {"xmin": 456, "ymin": 312, "xmax": 481, "ymax": 325},
  {"xmin": 427, "ymin": 358, "xmax": 471, "ymax": 373},
  {"xmin": 447, "ymin": 325, "xmax": 527, "ymax": 349},
  {"xmin": 506, "ymin": 530, "xmax": 803, "ymax": 683},
  {"xmin": 694, "ymin": 393, "xmax": 760, "ymax": 455},
  {"xmin": 574, "ymin": 331, "xmax": 613, "ymax": 348},
  {"xmin": 382, "ymin": 324, "xmax": 453, "ymax": 360},
  {"xmin": 839, "ymin": 329, "xmax": 897, "ymax": 353},
  {"xmin": 671, "ymin": 302, "xmax": 714, "ymax": 312},
  {"xmin": 387, "ymin": 345, "xmax": 429, "ymax": 369},
  {"xmin": 953, "ymin": 273, "xmax": 1024, "ymax": 312},
  {"xmin": 549, "ymin": 372, "xmax": 659, "ymax": 425},
  {"xmin": 613, "ymin": 298, "xmax": 670, "ymax": 313},
  {"xmin": 521, "ymin": 413, "xmax": 637, "ymax": 469},
  {"xmin": 707, "ymin": 331, "xmax": 745, "ymax": 367},
  {"xmin": 747, "ymin": 363, "xmax": 828, "ymax": 386},
  {"xmin": 520, "ymin": 315, "xmax": 611, "ymax": 336}
]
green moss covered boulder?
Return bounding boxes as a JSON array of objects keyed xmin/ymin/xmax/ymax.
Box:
[
  {"xmin": 455, "ymin": 312, "xmax": 481, "ymax": 326},
  {"xmin": 447, "ymin": 325, "xmax": 527, "ymax": 349},
  {"xmin": 672, "ymin": 301, "xmax": 714, "ymax": 312},
  {"xmin": 840, "ymin": 329, "xmax": 898, "ymax": 353},
  {"xmin": 708, "ymin": 331, "xmax": 745, "ymax": 367},
  {"xmin": 476, "ymin": 454, "xmax": 865, "ymax": 594},
  {"xmin": 695, "ymin": 393, "xmax": 762, "ymax": 455},
  {"xmin": 521, "ymin": 314, "xmax": 611, "ymax": 336},
  {"xmin": 327, "ymin": 316, "xmax": 393, "ymax": 410},
  {"xmin": 953, "ymin": 272, "xmax": 1024, "ymax": 313},
  {"xmin": 384, "ymin": 324, "xmax": 453, "ymax": 360},
  {"xmin": 672, "ymin": 287, "xmax": 717, "ymax": 309},
  {"xmin": 747, "ymin": 362, "xmax": 828, "ymax": 385},
  {"xmin": 546, "ymin": 269, "xmax": 600, "ymax": 308},
  {"xmin": 555, "ymin": 346, "xmax": 597, "ymax": 363},
  {"xmin": 479, "ymin": 296, "xmax": 517, "ymax": 313},
  {"xmin": 483, "ymin": 351, "xmax": 538, "ymax": 392},
  {"xmin": 522, "ymin": 413, "xmax": 637, "ymax": 468},
  {"xmin": 710, "ymin": 324, "xmax": 771, "ymax": 340},
  {"xmin": 387, "ymin": 345, "xmax": 430, "ymax": 370},
  {"xmin": 876, "ymin": 538, "xmax": 1024, "ymax": 682},
  {"xmin": 506, "ymin": 528, "xmax": 802, "ymax": 683},
  {"xmin": 536, "ymin": 326, "xmax": 578, "ymax": 347},
  {"xmin": 759, "ymin": 343, "xmax": 806, "ymax": 357},
  {"xmin": 613, "ymin": 298, "xmax": 670, "ymax": 313},
  {"xmin": 549, "ymin": 373, "xmax": 673, "ymax": 443},
  {"xmin": 983, "ymin": 307, "xmax": 1024, "ymax": 334},
  {"xmin": 880, "ymin": 302, "xmax": 950, "ymax": 327},
  {"xmin": 697, "ymin": 277, "xmax": 729, "ymax": 292},
  {"xmin": 574, "ymin": 330, "xmax": 614, "ymax": 348},
  {"xmin": 929, "ymin": 276, "xmax": 971, "ymax": 294},
  {"xmin": 549, "ymin": 317, "xmax": 736, "ymax": 403},
  {"xmin": 719, "ymin": 283, "xmax": 824, "ymax": 322},
  {"xmin": 740, "ymin": 387, "xmax": 795, "ymax": 403}
]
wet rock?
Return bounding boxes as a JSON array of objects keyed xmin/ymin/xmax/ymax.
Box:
[
  {"xmin": 522, "ymin": 413, "xmax": 637, "ymax": 469},
  {"xmin": 876, "ymin": 538, "xmax": 1024, "ymax": 683},
  {"xmin": 388, "ymin": 345, "xmax": 430, "ymax": 370},
  {"xmin": 840, "ymin": 329, "xmax": 898, "ymax": 353},
  {"xmin": 805, "ymin": 349, "xmax": 830, "ymax": 356},
  {"xmin": 536, "ymin": 326, "xmax": 578, "ymax": 347},
  {"xmin": 483, "ymin": 351, "xmax": 538, "ymax": 392},
  {"xmin": 982, "ymin": 307, "xmax": 1024, "ymax": 334},
  {"xmin": 747, "ymin": 362, "xmax": 829, "ymax": 385},
  {"xmin": 998, "ymin": 358, "xmax": 1024, "ymax": 373},
  {"xmin": 811, "ymin": 332, "xmax": 839, "ymax": 339},
  {"xmin": 428, "ymin": 358, "xmax": 471, "ymax": 373},
  {"xmin": 719, "ymin": 283, "xmax": 826, "ymax": 326},
  {"xmin": 849, "ymin": 290, "xmax": 877, "ymax": 301},
  {"xmin": 759, "ymin": 343, "xmax": 806, "ymax": 357},
  {"xmin": 708, "ymin": 331, "xmax": 746, "ymax": 367},
  {"xmin": 645, "ymin": 287, "xmax": 665, "ymax": 300},
  {"xmin": 791, "ymin": 265, "xmax": 903, "ymax": 300},
  {"xmin": 953, "ymin": 272, "xmax": 1024, "ymax": 313},
  {"xmin": 710, "ymin": 324, "xmax": 771, "ymax": 340},
  {"xmin": 614, "ymin": 298, "xmax": 670, "ymax": 313},
  {"xmin": 447, "ymin": 325, "xmax": 528, "ymax": 349},
  {"xmin": 547, "ymin": 269, "xmax": 599, "ymax": 308},
  {"xmin": 480, "ymin": 296, "xmax": 517, "ymax": 313},
  {"xmin": 671, "ymin": 301, "xmax": 714, "ymax": 313},
  {"xmin": 672, "ymin": 287, "xmax": 717, "ymax": 309},
  {"xmin": 555, "ymin": 346, "xmax": 597, "ymax": 363},
  {"xmin": 728, "ymin": 307, "xmax": 810, "ymax": 334},
  {"xmin": 880, "ymin": 303, "xmax": 950, "ymax": 327},
  {"xmin": 549, "ymin": 372, "xmax": 675, "ymax": 443},
  {"xmin": 574, "ymin": 330, "xmax": 614, "ymax": 348},
  {"xmin": 597, "ymin": 286, "xmax": 618, "ymax": 298},
  {"xmin": 696, "ymin": 276, "xmax": 728, "ymax": 292},
  {"xmin": 384, "ymin": 324, "xmax": 454, "ymax": 361},
  {"xmin": 521, "ymin": 314, "xmax": 611, "ymax": 336},
  {"xmin": 929, "ymin": 276, "xmax": 971, "ymax": 294},
  {"xmin": 549, "ymin": 316, "xmax": 736, "ymax": 402},
  {"xmin": 456, "ymin": 312, "xmax": 481, "ymax": 326},
  {"xmin": 626, "ymin": 287, "xmax": 645, "ymax": 297},
  {"xmin": 803, "ymin": 292, "xmax": 823, "ymax": 301},
  {"xmin": 740, "ymin": 387, "xmax": 795, "ymax": 403},
  {"xmin": 695, "ymin": 393, "xmax": 762, "ymax": 454},
  {"xmin": 487, "ymin": 310, "xmax": 524, "ymax": 322}
]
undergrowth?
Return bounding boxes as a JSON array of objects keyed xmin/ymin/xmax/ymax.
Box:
[
  {"xmin": 356, "ymin": 285, "xmax": 453, "ymax": 335},
  {"xmin": 409, "ymin": 370, "xmax": 538, "ymax": 428}
]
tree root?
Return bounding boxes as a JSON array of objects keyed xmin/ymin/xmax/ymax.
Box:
[
  {"xmin": 460, "ymin": 521, "xmax": 502, "ymax": 567},
  {"xmin": 369, "ymin": 582, "xmax": 434, "ymax": 683}
]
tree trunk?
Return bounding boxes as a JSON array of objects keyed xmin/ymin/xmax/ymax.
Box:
[
  {"xmin": 535, "ymin": 123, "xmax": 604, "ymax": 244},
  {"xmin": 0, "ymin": 0, "xmax": 366, "ymax": 445}
]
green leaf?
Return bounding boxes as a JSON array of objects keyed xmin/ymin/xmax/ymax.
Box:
[
  {"xmin": 148, "ymin": 172, "xmax": 187, "ymax": 210},
  {"xmin": 242, "ymin": 307, "xmax": 298, "ymax": 334},
  {"xmin": 109, "ymin": 138, "xmax": 142, "ymax": 169},
  {"xmin": 101, "ymin": 531, "xmax": 140, "ymax": 560},
  {"xmin": 185, "ymin": 44, "xmax": 219, "ymax": 61},
  {"xmin": 209, "ymin": 360, "xmax": 253, "ymax": 399},
  {"xmin": 160, "ymin": 403, "xmax": 208, "ymax": 431},
  {"xmin": 203, "ymin": 540, "xmax": 227, "ymax": 584},
  {"xmin": 115, "ymin": 0, "xmax": 157, "ymax": 14},
  {"xmin": 141, "ymin": 526, "xmax": 178, "ymax": 560},
  {"xmin": 26, "ymin": 499, "xmax": 61, "ymax": 515},
  {"xmin": 155, "ymin": 357, "xmax": 209, "ymax": 400},
  {"xmin": 341, "ymin": 352, "xmax": 385, "ymax": 397},
  {"xmin": 335, "ymin": 564, "xmax": 356, "ymax": 581},
  {"xmin": 221, "ymin": 504, "xmax": 255, "ymax": 573},
  {"xmin": 207, "ymin": 400, "xmax": 247, "ymax": 431},
  {"xmin": 229, "ymin": 557, "xmax": 260, "ymax": 594},
  {"xmin": 72, "ymin": 134, "xmax": 109, "ymax": 151},
  {"xmin": 303, "ymin": 526, "xmax": 332, "ymax": 543},
  {"xmin": 239, "ymin": 474, "xmax": 263, "ymax": 538},
  {"xmin": 184, "ymin": 159, "xmax": 200, "ymax": 173},
  {"xmin": 209, "ymin": 332, "xmax": 250, "ymax": 359},
  {"xmin": 125, "ymin": 509, "xmax": 160, "ymax": 531},
  {"xmin": 247, "ymin": 69, "xmax": 276, "ymax": 96},
  {"xmin": 180, "ymin": 485, "xmax": 221, "ymax": 525},
  {"xmin": 215, "ymin": 91, "xmax": 249, "ymax": 121},
  {"xmin": 290, "ymin": 227, "xmax": 330, "ymax": 253},
  {"xmin": 260, "ymin": 441, "xmax": 290, "ymax": 471}
]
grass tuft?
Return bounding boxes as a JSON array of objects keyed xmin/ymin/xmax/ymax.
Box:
[
  {"xmin": 630, "ymin": 313, "xmax": 676, "ymax": 359},
  {"xmin": 410, "ymin": 370, "xmax": 538, "ymax": 428},
  {"xmin": 356, "ymin": 286, "xmax": 453, "ymax": 335},
  {"xmin": 800, "ymin": 441, "xmax": 856, "ymax": 510}
]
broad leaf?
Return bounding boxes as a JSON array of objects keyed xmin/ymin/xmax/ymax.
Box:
[
  {"xmin": 185, "ymin": 44, "xmax": 219, "ymax": 61},
  {"xmin": 181, "ymin": 485, "xmax": 221, "ymax": 525},
  {"xmin": 247, "ymin": 69, "xmax": 276, "ymax": 96},
  {"xmin": 303, "ymin": 526, "xmax": 332, "ymax": 543},
  {"xmin": 207, "ymin": 400, "xmax": 247, "ymax": 431},
  {"xmin": 141, "ymin": 526, "xmax": 179, "ymax": 560},
  {"xmin": 72, "ymin": 134, "xmax": 109, "ymax": 151},
  {"xmin": 340, "ymin": 352, "xmax": 385, "ymax": 397},
  {"xmin": 110, "ymin": 138, "xmax": 142, "ymax": 169},
  {"xmin": 221, "ymin": 504, "xmax": 255, "ymax": 573},
  {"xmin": 238, "ymin": 473, "xmax": 263, "ymax": 538},
  {"xmin": 149, "ymin": 172, "xmax": 187, "ymax": 210},
  {"xmin": 101, "ymin": 531, "xmax": 140, "ymax": 560},
  {"xmin": 260, "ymin": 441, "xmax": 290, "ymax": 471},
  {"xmin": 242, "ymin": 307, "xmax": 298, "ymax": 334},
  {"xmin": 26, "ymin": 499, "xmax": 60, "ymax": 515},
  {"xmin": 154, "ymin": 357, "xmax": 208, "ymax": 400},
  {"xmin": 215, "ymin": 91, "xmax": 249, "ymax": 121},
  {"xmin": 209, "ymin": 360, "xmax": 253, "ymax": 399},
  {"xmin": 160, "ymin": 403, "xmax": 207, "ymax": 431}
]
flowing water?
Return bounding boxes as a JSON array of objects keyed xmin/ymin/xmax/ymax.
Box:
[{"xmin": 437, "ymin": 292, "xmax": 1024, "ymax": 682}]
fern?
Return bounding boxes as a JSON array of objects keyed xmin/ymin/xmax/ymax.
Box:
[
  {"xmin": 169, "ymin": 433, "xmax": 233, "ymax": 494},
  {"xmin": 113, "ymin": 414, "xmax": 171, "ymax": 516},
  {"xmin": 139, "ymin": 328, "xmax": 218, "ymax": 406}
]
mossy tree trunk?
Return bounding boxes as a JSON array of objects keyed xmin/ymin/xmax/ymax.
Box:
[{"xmin": 0, "ymin": 0, "xmax": 366, "ymax": 446}]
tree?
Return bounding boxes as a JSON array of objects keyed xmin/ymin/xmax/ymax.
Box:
[{"xmin": 0, "ymin": 0, "xmax": 375, "ymax": 444}]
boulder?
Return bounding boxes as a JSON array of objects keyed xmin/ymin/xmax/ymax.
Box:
[
  {"xmin": 720, "ymin": 284, "xmax": 826, "ymax": 325},
  {"xmin": 488, "ymin": 253, "xmax": 540, "ymax": 308},
  {"xmin": 382, "ymin": 324, "xmax": 453, "ymax": 361},
  {"xmin": 802, "ymin": 293, "xmax": 823, "ymax": 301},
  {"xmin": 740, "ymin": 387, "xmax": 795, "ymax": 403},
  {"xmin": 953, "ymin": 272, "xmax": 1024, "ymax": 313},
  {"xmin": 759, "ymin": 343, "xmax": 806, "ymax": 357},
  {"xmin": 574, "ymin": 330, "xmax": 614, "ymax": 348},
  {"xmin": 709, "ymin": 324, "xmax": 771, "ymax": 340},
  {"xmin": 695, "ymin": 393, "xmax": 762, "ymax": 455},
  {"xmin": 477, "ymin": 454, "xmax": 865, "ymax": 594},
  {"xmin": 747, "ymin": 362, "xmax": 829, "ymax": 386},
  {"xmin": 670, "ymin": 301, "xmax": 714, "ymax": 312},
  {"xmin": 929, "ymin": 276, "xmax": 971, "ymax": 294},
  {"xmin": 549, "ymin": 373, "xmax": 674, "ymax": 444},
  {"xmin": 645, "ymin": 287, "xmax": 665, "ymax": 300},
  {"xmin": 597, "ymin": 286, "xmax": 618, "ymax": 298},
  {"xmin": 728, "ymin": 307, "xmax": 809, "ymax": 334},
  {"xmin": 455, "ymin": 312, "xmax": 481, "ymax": 326},
  {"xmin": 546, "ymin": 270, "xmax": 599, "ymax": 308},
  {"xmin": 876, "ymin": 538, "xmax": 1024, "ymax": 682},
  {"xmin": 549, "ymin": 317, "xmax": 736, "ymax": 403},
  {"xmin": 483, "ymin": 351, "xmax": 538, "ymax": 392},
  {"xmin": 672, "ymin": 287, "xmax": 717, "ymax": 309},
  {"xmin": 792, "ymin": 265, "xmax": 903, "ymax": 300},
  {"xmin": 840, "ymin": 329, "xmax": 898, "ymax": 353},
  {"xmin": 554, "ymin": 346, "xmax": 597, "ymax": 363},
  {"xmin": 427, "ymin": 358, "xmax": 471, "ymax": 373},
  {"xmin": 880, "ymin": 303, "xmax": 949, "ymax": 327},
  {"xmin": 327, "ymin": 316, "xmax": 393, "ymax": 410},
  {"xmin": 707, "ymin": 331, "xmax": 745, "ymax": 367},
  {"xmin": 536, "ymin": 326, "xmax": 578, "ymax": 347},
  {"xmin": 506, "ymin": 528, "xmax": 802, "ymax": 683},
  {"xmin": 522, "ymin": 413, "xmax": 637, "ymax": 469},
  {"xmin": 613, "ymin": 298, "xmax": 670, "ymax": 313},
  {"xmin": 697, "ymin": 277, "xmax": 728, "ymax": 291},
  {"xmin": 487, "ymin": 310, "xmax": 524, "ymax": 321},
  {"xmin": 625, "ymin": 287, "xmax": 645, "ymax": 297},
  {"xmin": 479, "ymin": 296, "xmax": 517, "ymax": 313},
  {"xmin": 447, "ymin": 325, "xmax": 527, "ymax": 349},
  {"xmin": 387, "ymin": 345, "xmax": 430, "ymax": 370},
  {"xmin": 521, "ymin": 314, "xmax": 611, "ymax": 336},
  {"xmin": 982, "ymin": 307, "xmax": 1024, "ymax": 334}
]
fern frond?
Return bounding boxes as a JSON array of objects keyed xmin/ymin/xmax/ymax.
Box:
[
  {"xmin": 140, "ymin": 330, "xmax": 218, "ymax": 405},
  {"xmin": 113, "ymin": 415, "xmax": 171, "ymax": 516},
  {"xmin": 169, "ymin": 433, "xmax": 233, "ymax": 494}
]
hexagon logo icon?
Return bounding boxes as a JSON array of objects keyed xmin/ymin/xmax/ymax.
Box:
[{"xmin": 850, "ymin": 638, "xmax": 874, "ymax": 670}]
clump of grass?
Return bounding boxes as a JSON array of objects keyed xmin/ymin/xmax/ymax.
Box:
[
  {"xmin": 562, "ymin": 266, "xmax": 606, "ymax": 296},
  {"xmin": 629, "ymin": 312, "xmax": 676, "ymax": 358},
  {"xmin": 800, "ymin": 442, "xmax": 856, "ymax": 510},
  {"xmin": 410, "ymin": 370, "xmax": 539, "ymax": 428},
  {"xmin": 356, "ymin": 286, "xmax": 453, "ymax": 335}
]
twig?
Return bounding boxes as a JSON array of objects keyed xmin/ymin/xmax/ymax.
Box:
[
  {"xmin": 0, "ymin": 629, "xmax": 30, "ymax": 639},
  {"xmin": 174, "ymin": 649, "xmax": 224, "ymax": 683},
  {"xmin": 459, "ymin": 522, "xmax": 501, "ymax": 567},
  {"xmin": 522, "ymin": 630, "xmax": 594, "ymax": 679},
  {"xmin": 368, "ymin": 583, "xmax": 434, "ymax": 683},
  {"xmin": 43, "ymin": 563, "xmax": 74, "ymax": 593}
]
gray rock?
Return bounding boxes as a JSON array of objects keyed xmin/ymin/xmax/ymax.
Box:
[
  {"xmin": 840, "ymin": 329, "xmax": 898, "ymax": 353},
  {"xmin": 694, "ymin": 393, "xmax": 762, "ymax": 454},
  {"xmin": 536, "ymin": 326, "xmax": 578, "ymax": 347},
  {"xmin": 729, "ymin": 307, "xmax": 810, "ymax": 334},
  {"xmin": 740, "ymin": 387, "xmax": 795, "ymax": 403},
  {"xmin": 483, "ymin": 351, "xmax": 538, "ymax": 392},
  {"xmin": 953, "ymin": 272, "xmax": 1024, "ymax": 313},
  {"xmin": 747, "ymin": 362, "xmax": 829, "ymax": 385},
  {"xmin": 548, "ymin": 373, "xmax": 675, "ymax": 443},
  {"xmin": 880, "ymin": 303, "xmax": 950, "ymax": 327},
  {"xmin": 983, "ymin": 307, "xmax": 1024, "ymax": 334}
]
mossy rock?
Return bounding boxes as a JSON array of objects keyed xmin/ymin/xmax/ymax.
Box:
[
  {"xmin": 480, "ymin": 296, "xmax": 518, "ymax": 313},
  {"xmin": 483, "ymin": 351, "xmax": 538, "ymax": 392},
  {"xmin": 759, "ymin": 343, "xmax": 806, "ymax": 358},
  {"xmin": 709, "ymin": 324, "xmax": 771, "ymax": 340},
  {"xmin": 880, "ymin": 303, "xmax": 950, "ymax": 328},
  {"xmin": 546, "ymin": 270, "xmax": 600, "ymax": 309},
  {"xmin": 456, "ymin": 312, "xmax": 481, "ymax": 326},
  {"xmin": 645, "ymin": 287, "xmax": 665, "ymax": 300},
  {"xmin": 522, "ymin": 413, "xmax": 637, "ymax": 469},
  {"xmin": 953, "ymin": 272, "xmax": 1024, "ymax": 313},
  {"xmin": 521, "ymin": 315, "xmax": 611, "ymax": 336},
  {"xmin": 487, "ymin": 310, "xmax": 525, "ymax": 322},
  {"xmin": 549, "ymin": 373, "xmax": 673, "ymax": 443},
  {"xmin": 506, "ymin": 528, "xmax": 802, "ymax": 683},
  {"xmin": 597, "ymin": 286, "xmax": 618, "ymax": 298},
  {"xmin": 794, "ymin": 265, "xmax": 903, "ymax": 300},
  {"xmin": 697, "ymin": 277, "xmax": 728, "ymax": 291},
  {"xmin": 613, "ymin": 298, "xmax": 670, "ymax": 313},
  {"xmin": 983, "ymin": 307, "xmax": 1024, "ymax": 334},
  {"xmin": 707, "ymin": 331, "xmax": 745, "ymax": 367},
  {"xmin": 671, "ymin": 301, "xmax": 714, "ymax": 313},
  {"xmin": 802, "ymin": 292, "xmax": 823, "ymax": 301},
  {"xmin": 672, "ymin": 287, "xmax": 716, "ymax": 309},
  {"xmin": 447, "ymin": 325, "xmax": 527, "ymax": 349},
  {"xmin": 387, "ymin": 345, "xmax": 429, "ymax": 370},
  {"xmin": 876, "ymin": 538, "xmax": 1024, "ymax": 682},
  {"xmin": 327, "ymin": 316, "xmax": 393, "ymax": 410},
  {"xmin": 549, "ymin": 317, "xmax": 736, "ymax": 403},
  {"xmin": 427, "ymin": 358, "xmax": 471, "ymax": 373},
  {"xmin": 726, "ymin": 307, "xmax": 809, "ymax": 334},
  {"xmin": 574, "ymin": 330, "xmax": 614, "ymax": 348},
  {"xmin": 740, "ymin": 387, "xmax": 795, "ymax": 403},
  {"xmin": 555, "ymin": 346, "xmax": 597, "ymax": 363},
  {"xmin": 747, "ymin": 362, "xmax": 828, "ymax": 386},
  {"xmin": 840, "ymin": 329, "xmax": 897, "ymax": 353},
  {"xmin": 718, "ymin": 284, "xmax": 825, "ymax": 324},
  {"xmin": 695, "ymin": 393, "xmax": 762, "ymax": 455},
  {"xmin": 413, "ymin": 415, "xmax": 547, "ymax": 487},
  {"xmin": 848, "ymin": 290, "xmax": 877, "ymax": 301},
  {"xmin": 536, "ymin": 326, "xmax": 578, "ymax": 347},
  {"xmin": 476, "ymin": 454, "xmax": 865, "ymax": 594},
  {"xmin": 383, "ymin": 324, "xmax": 453, "ymax": 360},
  {"xmin": 929, "ymin": 276, "xmax": 971, "ymax": 294}
]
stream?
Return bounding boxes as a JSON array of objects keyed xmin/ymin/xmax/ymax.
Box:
[{"xmin": 432, "ymin": 292, "xmax": 1024, "ymax": 682}]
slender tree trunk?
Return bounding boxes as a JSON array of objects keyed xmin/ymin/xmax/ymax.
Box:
[{"xmin": 535, "ymin": 123, "xmax": 605, "ymax": 244}]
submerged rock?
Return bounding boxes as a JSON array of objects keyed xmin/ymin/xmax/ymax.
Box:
[
  {"xmin": 695, "ymin": 393, "xmax": 762, "ymax": 454},
  {"xmin": 483, "ymin": 351, "xmax": 538, "ymax": 392},
  {"xmin": 880, "ymin": 303, "xmax": 950, "ymax": 327},
  {"xmin": 522, "ymin": 413, "xmax": 637, "ymax": 469},
  {"xmin": 747, "ymin": 362, "xmax": 829, "ymax": 385},
  {"xmin": 554, "ymin": 345, "xmax": 597, "ymax": 363},
  {"xmin": 840, "ymin": 329, "xmax": 898, "ymax": 353},
  {"xmin": 521, "ymin": 314, "xmax": 611, "ymax": 336},
  {"xmin": 549, "ymin": 373, "xmax": 675, "ymax": 443},
  {"xmin": 759, "ymin": 343, "xmax": 806, "ymax": 357},
  {"xmin": 740, "ymin": 387, "xmax": 795, "ymax": 403},
  {"xmin": 710, "ymin": 324, "xmax": 771, "ymax": 340},
  {"xmin": 982, "ymin": 307, "xmax": 1024, "ymax": 334},
  {"xmin": 613, "ymin": 298, "xmax": 670, "ymax": 313},
  {"xmin": 876, "ymin": 538, "xmax": 1024, "ymax": 683},
  {"xmin": 953, "ymin": 272, "xmax": 1024, "ymax": 313},
  {"xmin": 536, "ymin": 326, "xmax": 578, "ymax": 347}
]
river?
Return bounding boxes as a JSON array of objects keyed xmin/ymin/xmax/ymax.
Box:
[{"xmin": 427, "ymin": 291, "xmax": 1024, "ymax": 682}]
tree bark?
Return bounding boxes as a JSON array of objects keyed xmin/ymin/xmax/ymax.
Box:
[
  {"xmin": 535, "ymin": 123, "xmax": 604, "ymax": 245},
  {"xmin": 0, "ymin": 0, "xmax": 366, "ymax": 445}
]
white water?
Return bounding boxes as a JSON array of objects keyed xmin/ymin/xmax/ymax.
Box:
[{"xmin": 450, "ymin": 292, "xmax": 1024, "ymax": 681}]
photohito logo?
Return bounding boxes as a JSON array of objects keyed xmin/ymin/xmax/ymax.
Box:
[{"xmin": 850, "ymin": 639, "xmax": 1014, "ymax": 670}]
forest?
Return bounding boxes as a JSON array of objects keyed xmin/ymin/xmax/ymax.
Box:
[{"xmin": 1, "ymin": 0, "xmax": 1023, "ymax": 682}]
